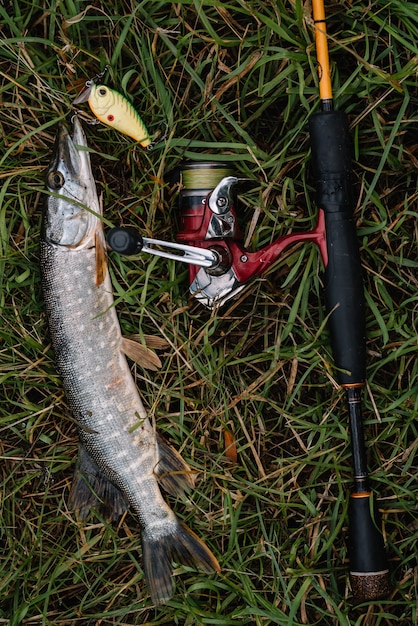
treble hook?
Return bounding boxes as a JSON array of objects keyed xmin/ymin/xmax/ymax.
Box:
[{"xmin": 146, "ymin": 123, "xmax": 170, "ymax": 151}]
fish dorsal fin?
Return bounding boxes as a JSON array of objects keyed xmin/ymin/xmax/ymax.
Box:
[
  {"xmin": 154, "ymin": 433, "xmax": 196, "ymax": 496},
  {"xmin": 121, "ymin": 336, "xmax": 162, "ymax": 371},
  {"xmin": 95, "ymin": 229, "xmax": 108, "ymax": 287}
]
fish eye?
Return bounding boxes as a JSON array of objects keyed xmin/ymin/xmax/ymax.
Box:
[
  {"xmin": 47, "ymin": 170, "xmax": 65, "ymax": 190},
  {"xmin": 98, "ymin": 87, "xmax": 107, "ymax": 97}
]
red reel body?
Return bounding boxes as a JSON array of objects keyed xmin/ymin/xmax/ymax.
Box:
[{"xmin": 174, "ymin": 162, "xmax": 327, "ymax": 307}]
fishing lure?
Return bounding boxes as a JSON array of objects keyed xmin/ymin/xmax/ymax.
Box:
[{"xmin": 74, "ymin": 82, "xmax": 151, "ymax": 148}]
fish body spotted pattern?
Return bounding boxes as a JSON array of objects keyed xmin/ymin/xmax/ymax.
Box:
[{"xmin": 41, "ymin": 117, "xmax": 219, "ymax": 604}]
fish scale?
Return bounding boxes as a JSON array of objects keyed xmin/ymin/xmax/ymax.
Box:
[
  {"xmin": 41, "ymin": 116, "xmax": 219, "ymax": 605},
  {"xmin": 45, "ymin": 266, "xmax": 151, "ymax": 514}
]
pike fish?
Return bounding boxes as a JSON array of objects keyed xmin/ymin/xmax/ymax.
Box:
[{"xmin": 41, "ymin": 116, "xmax": 219, "ymax": 604}]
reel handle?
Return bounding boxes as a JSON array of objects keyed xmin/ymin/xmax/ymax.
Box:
[{"xmin": 107, "ymin": 227, "xmax": 219, "ymax": 268}]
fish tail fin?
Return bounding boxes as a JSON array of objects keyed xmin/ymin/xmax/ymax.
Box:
[
  {"xmin": 142, "ymin": 518, "xmax": 220, "ymax": 605},
  {"xmin": 69, "ymin": 443, "xmax": 128, "ymax": 522}
]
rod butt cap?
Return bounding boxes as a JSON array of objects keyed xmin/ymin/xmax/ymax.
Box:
[{"xmin": 350, "ymin": 570, "xmax": 391, "ymax": 602}]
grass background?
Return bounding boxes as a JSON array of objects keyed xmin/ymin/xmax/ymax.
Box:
[{"xmin": 0, "ymin": 0, "xmax": 417, "ymax": 624}]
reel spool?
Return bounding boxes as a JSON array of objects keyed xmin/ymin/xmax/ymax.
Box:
[{"xmin": 176, "ymin": 162, "xmax": 236, "ymax": 242}]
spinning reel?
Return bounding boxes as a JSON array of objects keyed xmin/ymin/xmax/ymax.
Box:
[{"xmin": 107, "ymin": 161, "xmax": 327, "ymax": 308}]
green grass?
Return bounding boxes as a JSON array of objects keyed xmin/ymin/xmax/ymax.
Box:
[{"xmin": 0, "ymin": 0, "xmax": 417, "ymax": 624}]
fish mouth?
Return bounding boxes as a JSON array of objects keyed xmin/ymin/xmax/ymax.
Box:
[
  {"xmin": 49, "ymin": 116, "xmax": 88, "ymax": 182},
  {"xmin": 71, "ymin": 115, "xmax": 88, "ymax": 149}
]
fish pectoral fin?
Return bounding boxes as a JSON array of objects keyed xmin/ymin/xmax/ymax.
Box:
[
  {"xmin": 142, "ymin": 518, "xmax": 220, "ymax": 605},
  {"xmin": 95, "ymin": 229, "xmax": 108, "ymax": 287},
  {"xmin": 121, "ymin": 336, "xmax": 162, "ymax": 371},
  {"xmin": 126, "ymin": 333, "xmax": 169, "ymax": 351},
  {"xmin": 141, "ymin": 334, "xmax": 170, "ymax": 351},
  {"xmin": 154, "ymin": 434, "xmax": 196, "ymax": 496},
  {"xmin": 69, "ymin": 443, "xmax": 128, "ymax": 522}
]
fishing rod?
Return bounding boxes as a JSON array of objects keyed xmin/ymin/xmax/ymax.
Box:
[{"xmin": 309, "ymin": 0, "xmax": 390, "ymax": 601}]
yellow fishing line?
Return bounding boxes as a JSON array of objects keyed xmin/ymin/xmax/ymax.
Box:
[{"xmin": 181, "ymin": 164, "xmax": 232, "ymax": 190}]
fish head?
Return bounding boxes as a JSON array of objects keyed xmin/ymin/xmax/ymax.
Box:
[{"xmin": 44, "ymin": 116, "xmax": 101, "ymax": 248}]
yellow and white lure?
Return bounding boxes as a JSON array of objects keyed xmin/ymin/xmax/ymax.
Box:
[{"xmin": 74, "ymin": 83, "xmax": 151, "ymax": 148}]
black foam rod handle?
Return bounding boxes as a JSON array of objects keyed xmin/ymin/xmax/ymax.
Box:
[
  {"xmin": 348, "ymin": 494, "xmax": 390, "ymax": 601},
  {"xmin": 309, "ymin": 110, "xmax": 366, "ymax": 385}
]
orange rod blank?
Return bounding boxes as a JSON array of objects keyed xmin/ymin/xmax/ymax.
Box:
[{"xmin": 312, "ymin": 0, "xmax": 333, "ymax": 106}]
